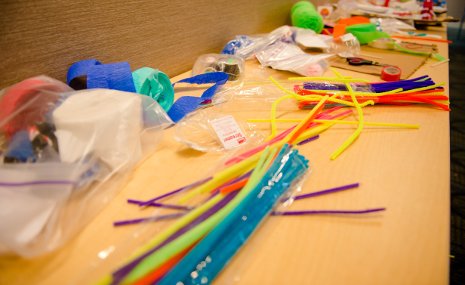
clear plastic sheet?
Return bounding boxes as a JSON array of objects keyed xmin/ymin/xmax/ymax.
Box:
[
  {"xmin": 174, "ymin": 108, "xmax": 264, "ymax": 153},
  {"xmin": 0, "ymin": 76, "xmax": 172, "ymax": 257},
  {"xmin": 255, "ymin": 41, "xmax": 332, "ymax": 76},
  {"xmin": 171, "ymin": 80, "xmax": 295, "ymax": 154}
]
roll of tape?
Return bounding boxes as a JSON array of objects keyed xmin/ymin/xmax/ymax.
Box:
[
  {"xmin": 132, "ymin": 67, "xmax": 174, "ymax": 112},
  {"xmin": 381, "ymin": 66, "xmax": 402, "ymax": 81}
]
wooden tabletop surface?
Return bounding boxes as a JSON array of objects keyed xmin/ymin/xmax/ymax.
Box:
[{"xmin": 0, "ymin": 27, "xmax": 450, "ymax": 285}]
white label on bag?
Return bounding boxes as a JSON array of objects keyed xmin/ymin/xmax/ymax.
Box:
[
  {"xmin": 210, "ymin": 115, "xmax": 247, "ymax": 150},
  {"xmin": 340, "ymin": 33, "xmax": 356, "ymax": 43}
]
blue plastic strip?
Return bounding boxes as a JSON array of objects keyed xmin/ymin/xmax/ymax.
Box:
[
  {"xmin": 66, "ymin": 59, "xmax": 101, "ymax": 85},
  {"xmin": 166, "ymin": 96, "xmax": 205, "ymax": 123},
  {"xmin": 87, "ymin": 62, "xmax": 136, "ymax": 92},
  {"xmin": 67, "ymin": 60, "xmax": 136, "ymax": 93},
  {"xmin": 167, "ymin": 72, "xmax": 229, "ymax": 123},
  {"xmin": 67, "ymin": 61, "xmax": 228, "ymax": 122}
]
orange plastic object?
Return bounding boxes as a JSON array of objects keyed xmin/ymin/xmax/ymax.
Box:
[
  {"xmin": 334, "ymin": 17, "xmax": 371, "ymax": 38},
  {"xmin": 338, "ymin": 16, "xmax": 371, "ymax": 26},
  {"xmin": 333, "ymin": 23, "xmax": 347, "ymax": 39}
]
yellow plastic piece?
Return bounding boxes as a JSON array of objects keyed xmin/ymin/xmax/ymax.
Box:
[
  {"xmin": 284, "ymin": 95, "xmax": 329, "ymax": 144},
  {"xmin": 329, "ymin": 69, "xmax": 365, "ymax": 160}
]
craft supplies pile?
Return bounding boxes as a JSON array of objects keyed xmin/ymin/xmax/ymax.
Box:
[{"xmin": 0, "ymin": 0, "xmax": 450, "ymax": 284}]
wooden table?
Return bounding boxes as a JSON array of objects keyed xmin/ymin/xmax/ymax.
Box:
[{"xmin": 0, "ymin": 28, "xmax": 450, "ymax": 285}]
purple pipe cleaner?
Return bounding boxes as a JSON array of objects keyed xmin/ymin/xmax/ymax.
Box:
[{"xmin": 111, "ymin": 191, "xmax": 238, "ymax": 284}]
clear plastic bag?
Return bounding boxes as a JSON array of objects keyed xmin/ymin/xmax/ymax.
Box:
[
  {"xmin": 370, "ymin": 17, "xmax": 416, "ymax": 34},
  {"xmin": 79, "ymin": 144, "xmax": 311, "ymax": 285},
  {"xmin": 0, "ymin": 76, "xmax": 172, "ymax": 257},
  {"xmin": 294, "ymin": 28, "xmax": 333, "ymax": 50},
  {"xmin": 255, "ymin": 41, "xmax": 332, "ymax": 76},
  {"xmin": 174, "ymin": 108, "xmax": 264, "ymax": 153},
  {"xmin": 192, "ymin": 54, "xmax": 245, "ymax": 81},
  {"xmin": 328, "ymin": 33, "xmax": 361, "ymax": 58},
  {"xmin": 221, "ymin": 26, "xmax": 295, "ymax": 60}
]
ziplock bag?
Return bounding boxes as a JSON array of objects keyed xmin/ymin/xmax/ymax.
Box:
[
  {"xmin": 88, "ymin": 144, "xmax": 310, "ymax": 285},
  {"xmin": 192, "ymin": 54, "xmax": 245, "ymax": 82},
  {"xmin": 174, "ymin": 108, "xmax": 264, "ymax": 153},
  {"xmin": 0, "ymin": 76, "xmax": 172, "ymax": 257},
  {"xmin": 222, "ymin": 26, "xmax": 295, "ymax": 60},
  {"xmin": 171, "ymin": 80, "xmax": 304, "ymax": 153}
]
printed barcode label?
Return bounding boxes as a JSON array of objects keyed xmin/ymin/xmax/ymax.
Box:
[{"xmin": 209, "ymin": 115, "xmax": 247, "ymax": 150}]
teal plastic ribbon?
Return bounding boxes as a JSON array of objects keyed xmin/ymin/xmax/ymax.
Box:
[{"xmin": 132, "ymin": 67, "xmax": 174, "ymax": 112}]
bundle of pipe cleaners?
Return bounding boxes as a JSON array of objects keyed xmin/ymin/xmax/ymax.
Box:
[
  {"xmin": 100, "ymin": 88, "xmax": 387, "ymax": 284},
  {"xmin": 248, "ymin": 70, "xmax": 448, "ymax": 160},
  {"xmin": 99, "ymin": 70, "xmax": 451, "ymax": 284},
  {"xmin": 293, "ymin": 75, "xmax": 449, "ymax": 111},
  {"xmin": 102, "ymin": 145, "xmax": 308, "ymax": 285}
]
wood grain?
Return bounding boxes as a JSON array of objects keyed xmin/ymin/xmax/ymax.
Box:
[{"xmin": 0, "ymin": 0, "xmax": 297, "ymax": 88}]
